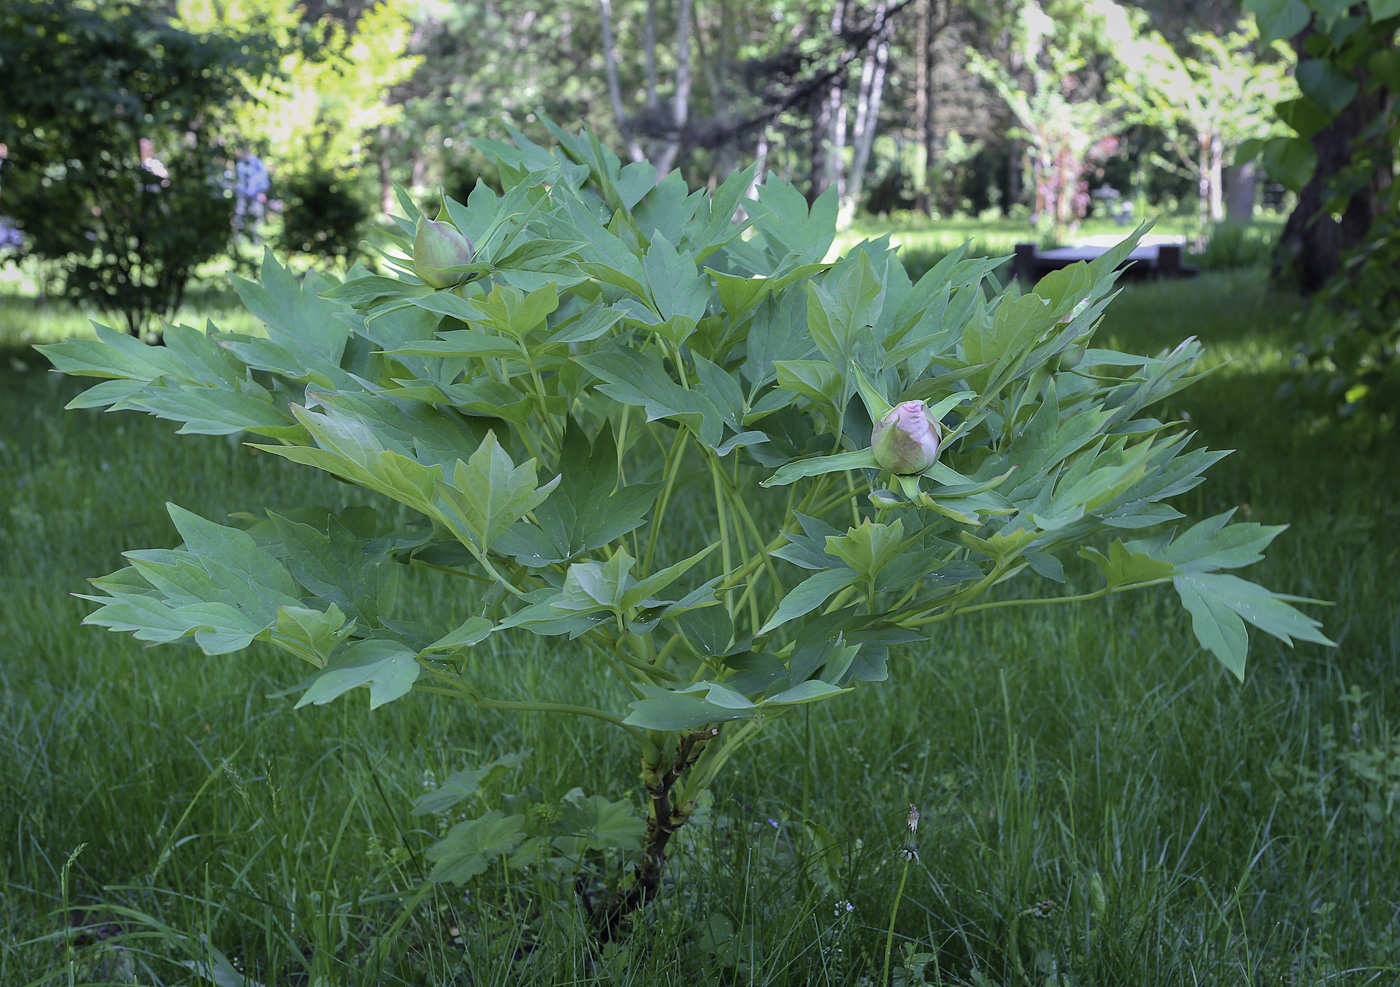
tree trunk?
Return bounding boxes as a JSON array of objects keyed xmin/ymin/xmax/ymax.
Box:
[
  {"xmin": 1224, "ymin": 162, "xmax": 1256, "ymax": 223},
  {"xmin": 914, "ymin": 0, "xmax": 930, "ymax": 213},
  {"xmin": 839, "ymin": 2, "xmax": 893, "ymax": 228},
  {"xmin": 811, "ymin": 86, "xmax": 832, "ymax": 198},
  {"xmin": 652, "ymin": 0, "xmax": 694, "ymax": 176},
  {"xmin": 821, "ymin": 1, "xmax": 850, "ymax": 201},
  {"xmin": 589, "ymin": 729, "xmax": 718, "ymax": 941},
  {"xmin": 644, "ymin": 0, "xmax": 660, "ymax": 116},
  {"xmin": 1273, "ymin": 32, "xmax": 1394, "ymax": 294},
  {"xmin": 598, "ymin": 0, "xmax": 645, "ymax": 163},
  {"xmin": 1207, "ymin": 130, "xmax": 1224, "ymax": 223},
  {"xmin": 1197, "ymin": 144, "xmax": 1211, "ymax": 234},
  {"xmin": 1008, "ymin": 136, "xmax": 1022, "ymax": 212},
  {"xmin": 734, "ymin": 125, "xmax": 770, "ymax": 222}
]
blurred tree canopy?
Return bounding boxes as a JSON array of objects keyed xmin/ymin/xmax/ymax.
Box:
[
  {"xmin": 1114, "ymin": 22, "xmax": 1296, "ymax": 230},
  {"xmin": 175, "ymin": 0, "xmax": 420, "ymax": 188},
  {"xmin": 2, "ymin": 0, "xmax": 1334, "ymax": 274}
]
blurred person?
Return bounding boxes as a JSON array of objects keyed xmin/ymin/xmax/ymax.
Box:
[{"xmin": 233, "ymin": 147, "xmax": 269, "ymax": 243}]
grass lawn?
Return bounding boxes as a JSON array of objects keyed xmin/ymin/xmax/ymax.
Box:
[{"xmin": 1, "ymin": 265, "xmax": 1396, "ymax": 985}]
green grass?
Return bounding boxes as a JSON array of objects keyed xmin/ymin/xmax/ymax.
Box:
[
  {"xmin": 3, "ymin": 268, "xmax": 1398, "ymax": 985},
  {"xmin": 0, "ymin": 284, "xmax": 266, "ymax": 350},
  {"xmin": 838, "ymin": 216, "xmax": 1283, "ymax": 283}
]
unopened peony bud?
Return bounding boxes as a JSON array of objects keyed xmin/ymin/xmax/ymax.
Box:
[
  {"xmin": 1057, "ymin": 338, "xmax": 1089, "ymax": 370},
  {"xmin": 413, "ymin": 218, "xmax": 474, "ymax": 289},
  {"xmin": 871, "ymin": 401, "xmax": 941, "ymax": 475}
]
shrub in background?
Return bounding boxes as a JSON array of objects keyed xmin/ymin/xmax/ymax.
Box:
[
  {"xmin": 0, "ymin": 0, "xmax": 274, "ymax": 339},
  {"xmin": 280, "ymin": 170, "xmax": 370, "ymax": 264},
  {"xmin": 1194, "ymin": 221, "xmax": 1280, "ymax": 271},
  {"xmin": 42, "ymin": 122, "xmax": 1330, "ymax": 935}
]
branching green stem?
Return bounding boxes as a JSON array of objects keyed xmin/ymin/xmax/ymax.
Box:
[
  {"xmin": 895, "ymin": 576, "xmax": 1176, "ymax": 629},
  {"xmin": 644, "ymin": 429, "xmax": 692, "ymax": 572},
  {"xmin": 414, "ymin": 679, "xmax": 635, "ymax": 732}
]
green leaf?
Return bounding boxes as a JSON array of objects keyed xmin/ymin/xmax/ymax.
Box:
[
  {"xmin": 425, "ymin": 810, "xmax": 528, "ymax": 884},
  {"xmin": 230, "ymin": 251, "xmax": 355, "ymax": 369},
  {"xmin": 556, "ymin": 551, "xmax": 636, "ymax": 614},
  {"xmin": 423, "ymin": 616, "xmax": 494, "ymax": 654},
  {"xmin": 1244, "ymin": 0, "xmax": 1311, "ymax": 45},
  {"xmin": 824, "ymin": 519, "xmax": 906, "ymax": 582},
  {"xmin": 622, "ymin": 544, "xmax": 721, "ymax": 609},
  {"xmin": 1275, "ymin": 97, "xmax": 1333, "ymax": 140},
  {"xmin": 436, "ymin": 432, "xmax": 560, "ymax": 551},
  {"xmin": 806, "ymin": 252, "xmax": 885, "ymax": 369},
  {"xmin": 765, "ymin": 680, "xmax": 851, "ymax": 706},
  {"xmin": 708, "ymin": 268, "xmax": 775, "ymax": 320},
  {"xmin": 1174, "ymin": 573, "xmax": 1250, "ymax": 678},
  {"xmin": 622, "ymin": 683, "xmax": 760, "ymax": 730},
  {"xmin": 1367, "ymin": 47, "xmax": 1400, "ymax": 92},
  {"xmin": 574, "ymin": 348, "xmax": 724, "ymax": 448},
  {"xmin": 691, "ymin": 353, "xmax": 746, "ymax": 429},
  {"xmin": 79, "ymin": 582, "xmax": 268, "ymax": 655},
  {"xmin": 253, "ymin": 405, "xmax": 447, "ymax": 516},
  {"xmin": 670, "ymin": 606, "xmax": 736, "ymax": 658},
  {"xmin": 749, "ymin": 181, "xmax": 837, "ymax": 264},
  {"xmin": 554, "ymin": 790, "xmax": 646, "ymax": 853},
  {"xmin": 644, "ymin": 232, "xmax": 710, "ymax": 323},
  {"xmin": 413, "ymin": 752, "xmax": 529, "ymax": 815},
  {"xmin": 167, "ymin": 505, "xmax": 302, "ymax": 604},
  {"xmin": 466, "ymin": 282, "xmax": 560, "ymax": 340},
  {"xmin": 265, "ymin": 511, "xmax": 399, "ymax": 627},
  {"xmin": 848, "ymin": 361, "xmax": 894, "ymax": 422},
  {"xmin": 762, "ymin": 449, "xmax": 881, "ymax": 488},
  {"xmin": 774, "ymin": 360, "xmax": 844, "ymax": 412},
  {"xmin": 1296, "ymin": 59, "xmax": 1359, "ymax": 115},
  {"xmin": 1260, "ymin": 135, "xmax": 1318, "ymax": 192},
  {"xmin": 534, "ymin": 420, "xmax": 657, "ymax": 555},
  {"xmin": 1079, "ymin": 541, "xmax": 1177, "ymax": 588},
  {"xmin": 1024, "ymin": 551, "xmax": 1066, "ymax": 583},
  {"xmin": 274, "ymin": 604, "xmax": 352, "ymax": 667},
  {"xmin": 758, "ymin": 569, "xmax": 861, "ymax": 636},
  {"xmin": 1154, "ymin": 512, "xmax": 1287, "ymax": 573},
  {"xmin": 1174, "ymin": 573, "xmax": 1333, "ymax": 680},
  {"xmin": 295, "ymin": 639, "xmax": 421, "ymax": 710},
  {"xmin": 1371, "ymin": 0, "xmax": 1400, "ymax": 19}
]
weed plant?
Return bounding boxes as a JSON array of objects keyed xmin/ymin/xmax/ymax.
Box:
[{"xmin": 2, "ymin": 269, "xmax": 1396, "ymax": 985}]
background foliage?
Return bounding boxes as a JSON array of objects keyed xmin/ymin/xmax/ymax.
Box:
[{"xmin": 0, "ymin": 0, "xmax": 273, "ymax": 336}]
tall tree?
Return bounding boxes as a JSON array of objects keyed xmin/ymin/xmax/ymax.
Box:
[
  {"xmin": 1115, "ymin": 23, "xmax": 1296, "ymax": 231},
  {"xmin": 1244, "ymin": 0, "xmax": 1399, "ymax": 415},
  {"xmin": 1243, "ymin": 1, "xmax": 1397, "ymax": 293},
  {"xmin": 970, "ymin": 0, "xmax": 1133, "ymax": 239}
]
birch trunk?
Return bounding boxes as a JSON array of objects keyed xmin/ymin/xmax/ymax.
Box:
[
  {"xmin": 653, "ymin": 0, "xmax": 695, "ymax": 176},
  {"xmin": 839, "ymin": 3, "xmax": 892, "ymax": 228},
  {"xmin": 598, "ymin": 0, "xmax": 645, "ymax": 163},
  {"xmin": 821, "ymin": 1, "xmax": 849, "ymax": 200}
]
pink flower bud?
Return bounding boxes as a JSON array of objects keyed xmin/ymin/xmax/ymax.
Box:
[
  {"xmin": 413, "ymin": 218, "xmax": 474, "ymax": 289},
  {"xmin": 871, "ymin": 401, "xmax": 941, "ymax": 475}
]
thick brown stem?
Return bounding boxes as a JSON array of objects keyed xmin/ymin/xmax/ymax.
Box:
[{"xmin": 590, "ymin": 727, "xmax": 718, "ymax": 940}]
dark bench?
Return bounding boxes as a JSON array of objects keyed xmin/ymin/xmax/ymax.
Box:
[{"xmin": 1013, "ymin": 241, "xmax": 1198, "ymax": 286}]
